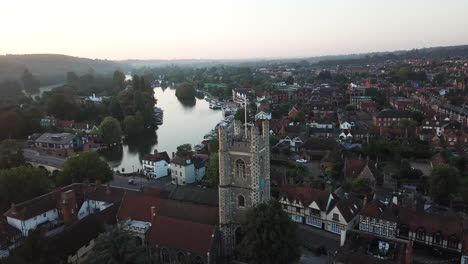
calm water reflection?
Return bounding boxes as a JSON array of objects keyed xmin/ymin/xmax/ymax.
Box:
[{"xmin": 101, "ymin": 87, "xmax": 223, "ymax": 172}]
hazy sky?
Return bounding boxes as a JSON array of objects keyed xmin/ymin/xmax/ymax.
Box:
[{"xmin": 1, "ymin": 0, "xmax": 468, "ymax": 60}]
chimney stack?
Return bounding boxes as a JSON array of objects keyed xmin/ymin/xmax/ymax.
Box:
[
  {"xmin": 10, "ymin": 202, "xmax": 16, "ymax": 214},
  {"xmin": 106, "ymin": 184, "xmax": 111, "ymax": 195},
  {"xmin": 95, "ymin": 179, "xmax": 102, "ymax": 186},
  {"xmin": 172, "ymin": 152, "xmax": 175, "ymax": 158},
  {"xmin": 363, "ymin": 195, "xmax": 368, "ymax": 207},
  {"xmin": 154, "ymin": 149, "xmax": 158, "ymax": 155},
  {"xmin": 150, "ymin": 206, "xmax": 157, "ymax": 222},
  {"xmin": 405, "ymin": 234, "xmax": 413, "ymax": 264}
]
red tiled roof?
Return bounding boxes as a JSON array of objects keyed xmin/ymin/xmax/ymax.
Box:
[
  {"xmin": 279, "ymin": 185, "xmax": 333, "ymax": 211},
  {"xmin": 117, "ymin": 192, "xmax": 218, "ymax": 225},
  {"xmin": 0, "ymin": 219, "xmax": 21, "ymax": 246},
  {"xmin": 142, "ymin": 152, "xmax": 170, "ymax": 163},
  {"xmin": 399, "ymin": 208, "xmax": 464, "ymax": 240},
  {"xmin": 117, "ymin": 192, "xmax": 164, "ymax": 222},
  {"xmin": 360, "ymin": 199, "xmax": 385, "ymax": 218},
  {"xmin": 146, "ymin": 215, "xmax": 216, "ymax": 254},
  {"xmin": 345, "ymin": 160, "xmax": 367, "ymax": 178}
]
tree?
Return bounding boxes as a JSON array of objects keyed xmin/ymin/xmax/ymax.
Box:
[
  {"xmin": 108, "ymin": 97, "xmax": 124, "ymax": 120},
  {"xmin": 398, "ymin": 119, "xmax": 418, "ymax": 138},
  {"xmin": 99, "ymin": 117, "xmax": 122, "ymax": 144},
  {"xmin": 207, "ymin": 152, "xmax": 219, "ymax": 186},
  {"xmin": 176, "ymin": 144, "xmax": 192, "ymax": 157},
  {"xmin": 429, "ymin": 164, "xmax": 460, "ymax": 204},
  {"xmin": 85, "ymin": 223, "xmax": 149, "ymax": 264},
  {"xmin": 66, "ymin": 72, "xmax": 79, "ymax": 84},
  {"xmin": 365, "ymin": 87, "xmax": 379, "ymax": 97},
  {"xmin": 0, "ymin": 139, "xmax": 24, "ymax": 169},
  {"xmin": 285, "ymin": 76, "xmax": 295, "ymax": 85},
  {"xmin": 234, "ymin": 108, "xmax": 251, "ymax": 124},
  {"xmin": 349, "ymin": 178, "xmax": 371, "ymax": 194},
  {"xmin": 237, "ymin": 200, "xmax": 301, "ymax": 264},
  {"xmin": 21, "ymin": 69, "xmax": 40, "ymax": 93},
  {"xmin": 123, "ymin": 113, "xmax": 144, "ymax": 137},
  {"xmin": 45, "ymin": 93, "xmax": 79, "ymax": 120},
  {"xmin": 8, "ymin": 229, "xmax": 58, "ymax": 264},
  {"xmin": 0, "ymin": 167, "xmax": 51, "ymax": 213},
  {"xmin": 345, "ymin": 104, "xmax": 356, "ymax": 112},
  {"xmin": 112, "ymin": 70, "xmax": 126, "ymax": 88},
  {"xmin": 59, "ymin": 151, "xmax": 113, "ymax": 185},
  {"xmin": 175, "ymin": 81, "xmax": 196, "ymax": 100},
  {"xmin": 0, "ymin": 111, "xmax": 27, "ymax": 140}
]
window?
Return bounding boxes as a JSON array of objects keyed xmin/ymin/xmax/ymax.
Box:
[
  {"xmin": 235, "ymin": 159, "xmax": 246, "ymax": 178},
  {"xmin": 310, "ymin": 208, "xmax": 320, "ymax": 216},
  {"xmin": 194, "ymin": 256, "xmax": 204, "ymax": 264},
  {"xmin": 416, "ymin": 228, "xmax": 425, "ymax": 241},
  {"xmin": 448, "ymin": 236, "xmax": 458, "ymax": 249},
  {"xmin": 161, "ymin": 248, "xmax": 170, "ymax": 264},
  {"xmin": 328, "ymin": 223, "xmax": 341, "ymax": 234},
  {"xmin": 332, "ymin": 213, "xmax": 339, "ymax": 221},
  {"xmin": 291, "ymin": 215, "xmax": 303, "ymax": 223},
  {"xmin": 433, "ymin": 232, "xmax": 441, "ymax": 245},
  {"xmin": 296, "ymin": 207, "xmax": 300, "ymax": 213},
  {"xmin": 177, "ymin": 252, "xmax": 186, "ymax": 262},
  {"xmin": 306, "ymin": 216, "xmax": 322, "ymax": 228},
  {"xmin": 238, "ymin": 195, "xmax": 245, "ymax": 207},
  {"xmin": 283, "ymin": 204, "xmax": 287, "ymax": 209}
]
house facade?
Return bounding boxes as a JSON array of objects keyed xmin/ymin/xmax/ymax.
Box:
[
  {"xmin": 142, "ymin": 151, "xmax": 171, "ymax": 179},
  {"xmin": 34, "ymin": 133, "xmax": 83, "ymax": 157},
  {"xmin": 170, "ymin": 155, "xmax": 208, "ymax": 185},
  {"xmin": 279, "ymin": 186, "xmax": 362, "ymax": 236}
]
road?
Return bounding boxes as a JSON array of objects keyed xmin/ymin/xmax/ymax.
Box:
[
  {"xmin": 23, "ymin": 148, "xmax": 66, "ymax": 168},
  {"xmin": 109, "ymin": 174, "xmax": 175, "ymax": 192}
]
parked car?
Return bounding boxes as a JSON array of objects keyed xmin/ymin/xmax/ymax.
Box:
[
  {"xmin": 295, "ymin": 159, "xmax": 307, "ymax": 163},
  {"xmin": 128, "ymin": 179, "xmax": 136, "ymax": 185}
]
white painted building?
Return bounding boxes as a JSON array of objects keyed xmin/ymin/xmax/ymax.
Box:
[
  {"xmin": 141, "ymin": 151, "xmax": 171, "ymax": 179},
  {"xmin": 255, "ymin": 110, "xmax": 272, "ymax": 120},
  {"xmin": 170, "ymin": 155, "xmax": 208, "ymax": 185}
]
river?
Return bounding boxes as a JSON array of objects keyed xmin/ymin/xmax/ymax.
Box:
[{"xmin": 100, "ymin": 87, "xmax": 224, "ymax": 173}]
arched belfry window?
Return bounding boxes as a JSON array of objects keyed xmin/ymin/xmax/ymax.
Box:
[
  {"xmin": 238, "ymin": 195, "xmax": 245, "ymax": 207},
  {"xmin": 236, "ymin": 159, "xmax": 246, "ymax": 178},
  {"xmin": 161, "ymin": 248, "xmax": 170, "ymax": 264}
]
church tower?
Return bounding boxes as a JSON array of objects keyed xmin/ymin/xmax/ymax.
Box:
[{"xmin": 218, "ymin": 120, "xmax": 270, "ymax": 257}]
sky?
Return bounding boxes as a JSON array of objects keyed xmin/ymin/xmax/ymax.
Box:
[{"xmin": 1, "ymin": 0, "xmax": 468, "ymax": 60}]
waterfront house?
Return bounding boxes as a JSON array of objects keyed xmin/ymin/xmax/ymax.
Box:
[
  {"xmin": 142, "ymin": 150, "xmax": 171, "ymax": 179},
  {"xmin": 170, "ymin": 154, "xmax": 208, "ymax": 185},
  {"xmin": 34, "ymin": 133, "xmax": 83, "ymax": 157}
]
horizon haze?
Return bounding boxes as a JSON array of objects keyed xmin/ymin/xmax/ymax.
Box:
[{"xmin": 1, "ymin": 0, "xmax": 468, "ymax": 60}]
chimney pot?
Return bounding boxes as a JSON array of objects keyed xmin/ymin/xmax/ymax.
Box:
[
  {"xmin": 106, "ymin": 184, "xmax": 111, "ymax": 195},
  {"xmin": 10, "ymin": 202, "xmax": 16, "ymax": 214}
]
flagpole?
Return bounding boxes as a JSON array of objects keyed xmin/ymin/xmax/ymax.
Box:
[{"xmin": 244, "ymin": 95, "xmax": 248, "ymax": 138}]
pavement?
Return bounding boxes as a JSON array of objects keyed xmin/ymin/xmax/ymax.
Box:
[
  {"xmin": 109, "ymin": 174, "xmax": 175, "ymax": 192},
  {"xmin": 23, "ymin": 148, "xmax": 66, "ymax": 168}
]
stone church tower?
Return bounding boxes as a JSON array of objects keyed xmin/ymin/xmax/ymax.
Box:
[{"xmin": 218, "ymin": 120, "xmax": 270, "ymax": 257}]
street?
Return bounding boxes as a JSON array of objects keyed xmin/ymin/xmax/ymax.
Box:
[
  {"xmin": 23, "ymin": 148, "xmax": 66, "ymax": 168},
  {"xmin": 109, "ymin": 174, "xmax": 175, "ymax": 192}
]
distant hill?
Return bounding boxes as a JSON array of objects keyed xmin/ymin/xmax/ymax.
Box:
[{"xmin": 0, "ymin": 54, "xmax": 130, "ymax": 85}]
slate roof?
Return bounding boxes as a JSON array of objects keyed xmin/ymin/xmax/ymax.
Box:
[
  {"xmin": 145, "ymin": 215, "xmax": 216, "ymax": 254},
  {"xmin": 169, "ymin": 185, "xmax": 218, "ymax": 206},
  {"xmin": 334, "ymin": 197, "xmax": 362, "ymax": 222},
  {"xmin": 35, "ymin": 133, "xmax": 77, "ymax": 145}
]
